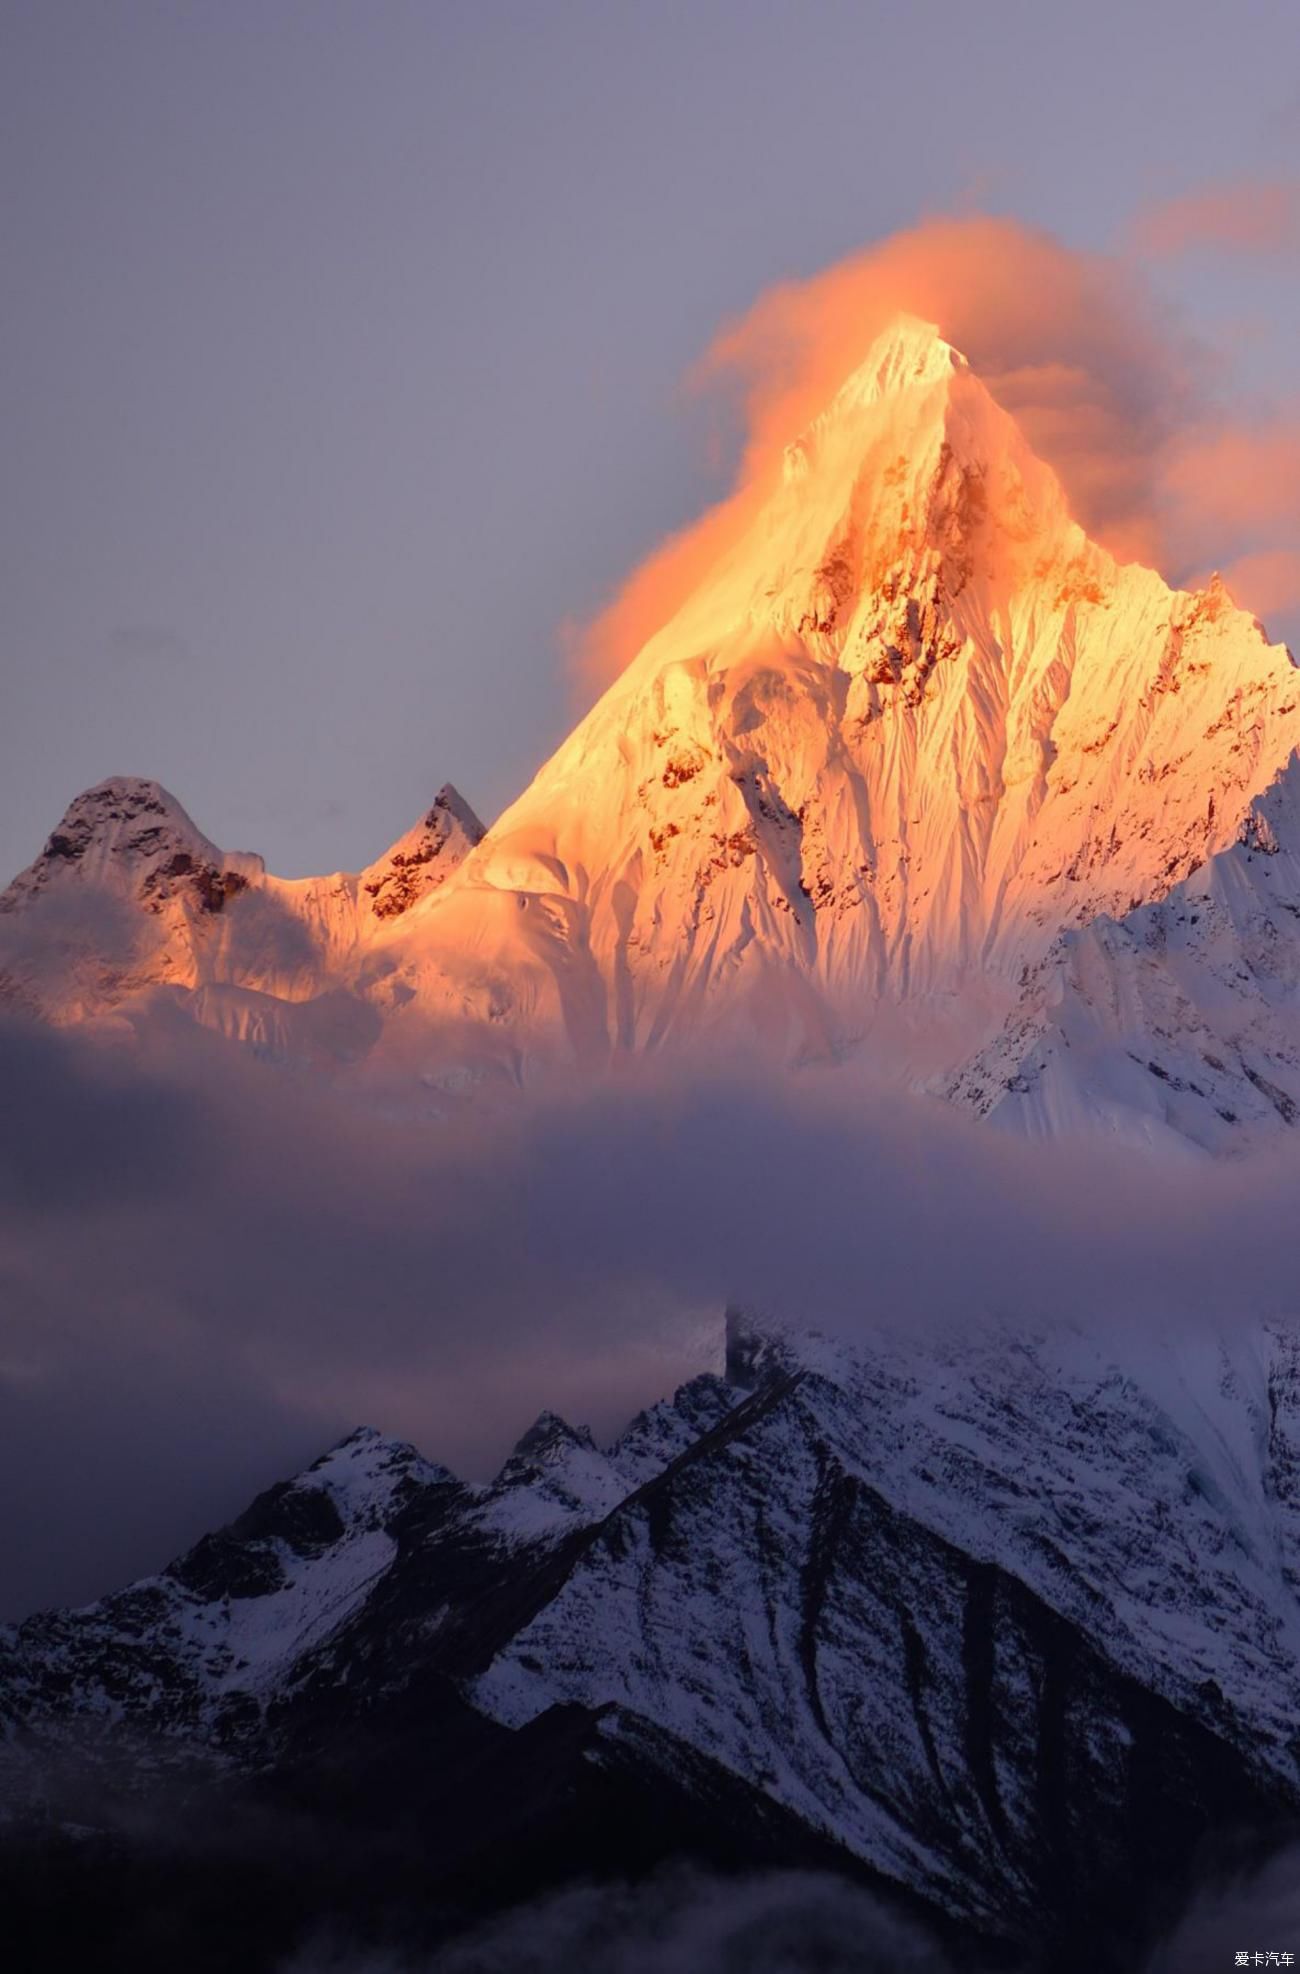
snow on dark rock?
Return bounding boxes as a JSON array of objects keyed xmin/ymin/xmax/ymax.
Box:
[{"xmin": 5, "ymin": 1307, "xmax": 1299, "ymax": 1965}]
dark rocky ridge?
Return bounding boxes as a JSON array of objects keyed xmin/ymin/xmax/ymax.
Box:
[{"xmin": 3, "ymin": 1313, "xmax": 1299, "ymax": 1972}]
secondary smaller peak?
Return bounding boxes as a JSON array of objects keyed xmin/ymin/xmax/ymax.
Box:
[
  {"xmin": 0, "ymin": 775, "xmax": 267, "ymax": 915},
  {"xmin": 492, "ymin": 1410, "xmax": 600, "ymax": 1492},
  {"xmin": 360, "ymin": 784, "xmax": 486, "ymax": 922},
  {"xmin": 432, "ymin": 783, "xmax": 486, "ymax": 837},
  {"xmin": 724, "ymin": 1306, "xmax": 800, "ymax": 1390},
  {"xmin": 49, "ymin": 776, "xmax": 211, "ymax": 851}
]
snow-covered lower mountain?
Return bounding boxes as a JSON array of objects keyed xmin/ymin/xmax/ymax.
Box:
[
  {"xmin": 5, "ymin": 1311, "xmax": 1299, "ymax": 1969},
  {"xmin": 4, "ymin": 317, "xmax": 1300, "ymax": 1150},
  {"xmin": 947, "ymin": 758, "xmax": 1300, "ymax": 1150}
]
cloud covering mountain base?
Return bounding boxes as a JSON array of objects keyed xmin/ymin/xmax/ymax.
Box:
[{"xmin": 6, "ymin": 1009, "xmax": 1300, "ymax": 1620}]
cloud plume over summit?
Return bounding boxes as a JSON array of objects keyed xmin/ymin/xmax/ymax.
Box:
[{"xmin": 575, "ymin": 212, "xmax": 1300, "ymax": 683}]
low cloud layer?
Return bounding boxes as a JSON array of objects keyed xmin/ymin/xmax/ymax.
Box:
[
  {"xmin": 1145, "ymin": 1840, "xmax": 1300, "ymax": 1974},
  {"xmin": 5, "ymin": 1013, "xmax": 1300, "ymax": 1620},
  {"xmin": 277, "ymin": 1848, "xmax": 1300, "ymax": 1974},
  {"xmin": 280, "ymin": 1868, "xmax": 955, "ymax": 1974}
]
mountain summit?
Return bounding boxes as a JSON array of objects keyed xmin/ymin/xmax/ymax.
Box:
[
  {"xmin": 454, "ymin": 318, "xmax": 1293, "ymax": 1029},
  {"xmin": 4, "ymin": 319, "xmax": 1299, "ymax": 1146},
  {"xmin": 387, "ymin": 317, "xmax": 1300, "ymax": 1138}
]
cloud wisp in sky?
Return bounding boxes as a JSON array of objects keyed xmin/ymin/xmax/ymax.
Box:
[{"xmin": 1130, "ymin": 178, "xmax": 1300, "ymax": 259}]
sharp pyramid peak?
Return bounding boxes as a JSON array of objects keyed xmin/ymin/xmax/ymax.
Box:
[
  {"xmin": 359, "ymin": 781, "xmax": 486, "ymax": 921},
  {"xmin": 370, "ymin": 784, "xmax": 485, "ymax": 858},
  {"xmin": 853, "ymin": 313, "xmax": 966, "ymax": 387},
  {"xmin": 430, "ymin": 783, "xmax": 486, "ymax": 838},
  {"xmin": 782, "ymin": 316, "xmax": 984, "ymax": 489},
  {"xmin": 818, "ymin": 315, "xmax": 970, "ymax": 421}
]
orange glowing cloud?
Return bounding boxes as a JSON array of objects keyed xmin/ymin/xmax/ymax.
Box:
[
  {"xmin": 1163, "ymin": 416, "xmax": 1300, "ymax": 623},
  {"xmin": 575, "ymin": 216, "xmax": 1187, "ymax": 682},
  {"xmin": 573, "ymin": 212, "xmax": 1299, "ymax": 686},
  {"xmin": 1221, "ymin": 550, "xmax": 1300, "ymax": 622},
  {"xmin": 1130, "ymin": 180, "xmax": 1300, "ymax": 259},
  {"xmin": 1162, "ymin": 420, "xmax": 1300, "ymax": 537}
]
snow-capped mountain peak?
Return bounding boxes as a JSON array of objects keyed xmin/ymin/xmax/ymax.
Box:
[
  {"xmin": 4, "ymin": 323, "xmax": 1300, "ymax": 1150},
  {"xmin": 403, "ymin": 320, "xmax": 1297, "ymax": 1113},
  {"xmin": 832, "ymin": 314, "xmax": 968, "ymax": 400},
  {"xmin": 357, "ymin": 783, "xmax": 485, "ymax": 923},
  {"xmin": 0, "ymin": 776, "xmax": 264, "ymax": 918}
]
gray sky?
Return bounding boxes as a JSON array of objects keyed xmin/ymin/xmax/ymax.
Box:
[{"xmin": 3, "ymin": 0, "xmax": 1299, "ymax": 882}]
